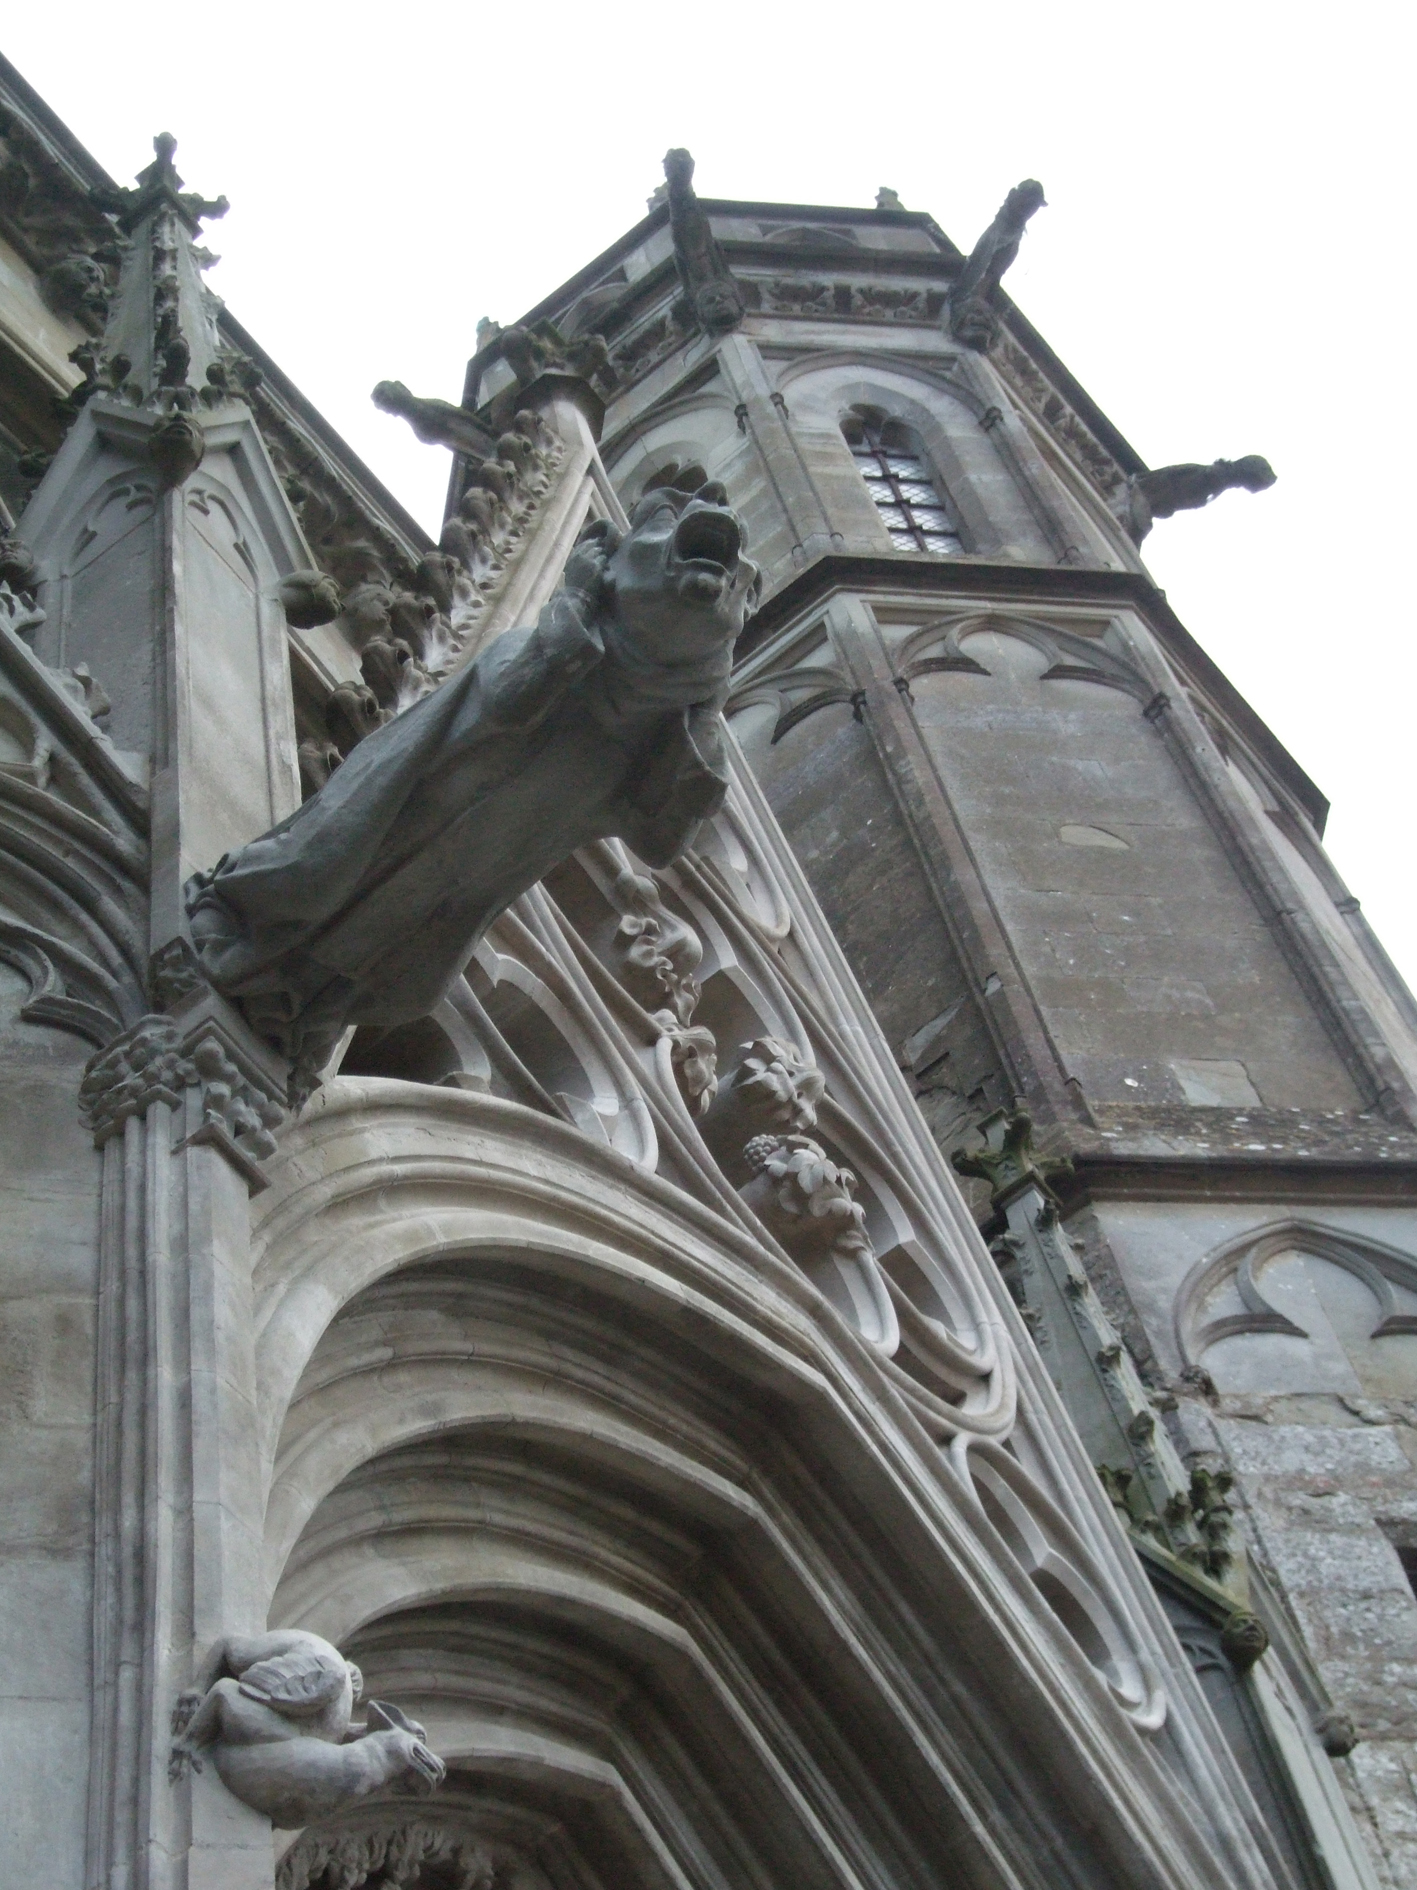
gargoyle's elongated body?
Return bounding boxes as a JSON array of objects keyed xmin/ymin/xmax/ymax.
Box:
[{"xmin": 188, "ymin": 486, "xmax": 759, "ymax": 1085}]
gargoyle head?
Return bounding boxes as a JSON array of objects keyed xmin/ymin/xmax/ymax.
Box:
[
  {"xmin": 366, "ymin": 1698, "xmax": 446, "ymax": 1796},
  {"xmin": 583, "ymin": 482, "xmax": 760, "ymax": 685},
  {"xmin": 1004, "ymin": 179, "xmax": 1047, "ymax": 225}
]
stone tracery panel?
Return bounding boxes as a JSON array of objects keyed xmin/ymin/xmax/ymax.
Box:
[{"xmin": 1176, "ymin": 1218, "xmax": 1417, "ymax": 1397}]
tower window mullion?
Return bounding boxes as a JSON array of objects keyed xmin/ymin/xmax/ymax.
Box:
[{"xmin": 843, "ymin": 407, "xmax": 964, "ymax": 556}]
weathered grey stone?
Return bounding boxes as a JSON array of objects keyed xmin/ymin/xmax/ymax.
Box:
[
  {"xmin": 2, "ymin": 66, "xmax": 1412, "ymax": 1890},
  {"xmin": 187, "ymin": 486, "xmax": 759, "ymax": 1093},
  {"xmin": 171, "ymin": 1631, "xmax": 445, "ymax": 1828}
]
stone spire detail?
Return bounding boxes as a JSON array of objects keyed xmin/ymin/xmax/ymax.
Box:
[
  {"xmin": 15, "ymin": 132, "xmax": 309, "ymax": 924},
  {"xmin": 64, "ymin": 134, "xmax": 254, "ymax": 484}
]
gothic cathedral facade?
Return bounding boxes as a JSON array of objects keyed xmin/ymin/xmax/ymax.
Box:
[{"xmin": 1, "ymin": 51, "xmax": 1413, "ymax": 1890}]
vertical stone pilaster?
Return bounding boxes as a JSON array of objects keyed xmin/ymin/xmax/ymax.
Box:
[{"xmin": 82, "ymin": 1002, "xmax": 286, "ymax": 1890}]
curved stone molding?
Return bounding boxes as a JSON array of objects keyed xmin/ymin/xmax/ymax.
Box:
[
  {"xmin": 229, "ymin": 1072, "xmax": 1298, "ymax": 1890},
  {"xmin": 896, "ymin": 610, "xmax": 1151, "ymax": 703},
  {"xmin": 1177, "ymin": 1218, "xmax": 1417, "ymax": 1365}
]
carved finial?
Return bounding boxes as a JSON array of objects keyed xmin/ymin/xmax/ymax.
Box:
[
  {"xmin": 663, "ymin": 147, "xmax": 743, "ymax": 336},
  {"xmin": 1119, "ymin": 455, "xmax": 1277, "ymax": 543},
  {"xmin": 952, "ymin": 1106, "xmax": 1073, "ymax": 1210},
  {"xmin": 948, "ymin": 180, "xmax": 1046, "ymax": 351},
  {"xmin": 875, "ymin": 187, "xmax": 904, "ymax": 211},
  {"xmin": 94, "ymin": 133, "xmax": 229, "ymax": 234},
  {"xmin": 39, "ymin": 131, "xmax": 249, "ymax": 494}
]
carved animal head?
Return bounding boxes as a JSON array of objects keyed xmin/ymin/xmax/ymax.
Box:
[
  {"xmin": 364, "ymin": 1700, "xmax": 445, "ymax": 1797},
  {"xmin": 585, "ymin": 483, "xmax": 760, "ymax": 676},
  {"xmin": 1226, "ymin": 454, "xmax": 1277, "ymax": 494},
  {"xmin": 1003, "ymin": 179, "xmax": 1047, "ymax": 226}
]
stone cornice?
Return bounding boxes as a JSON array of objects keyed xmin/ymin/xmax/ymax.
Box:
[
  {"xmin": 1062, "ymin": 1152, "xmax": 1417, "ymax": 1208},
  {"xmin": 733, "ymin": 552, "xmax": 1329, "ymax": 833}
]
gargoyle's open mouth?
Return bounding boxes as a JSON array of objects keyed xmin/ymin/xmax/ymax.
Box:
[{"xmin": 673, "ymin": 506, "xmax": 741, "ymax": 573}]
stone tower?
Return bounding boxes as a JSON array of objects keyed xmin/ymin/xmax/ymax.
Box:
[
  {"xmin": 0, "ymin": 56, "xmax": 1410, "ymax": 1890},
  {"xmin": 433, "ymin": 156, "xmax": 1417, "ymax": 1886}
]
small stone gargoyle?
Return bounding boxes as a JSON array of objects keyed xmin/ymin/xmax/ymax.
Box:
[{"xmin": 169, "ymin": 1630, "xmax": 445, "ymax": 1829}]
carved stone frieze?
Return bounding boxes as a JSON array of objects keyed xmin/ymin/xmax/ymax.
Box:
[
  {"xmin": 747, "ymin": 277, "xmax": 946, "ymax": 323},
  {"xmin": 610, "ymin": 306, "xmax": 691, "ymax": 384},
  {"xmin": 995, "ymin": 336, "xmax": 1126, "ymax": 498},
  {"xmin": 850, "ymin": 282, "xmax": 929, "ymax": 321},
  {"xmin": 761, "ymin": 277, "xmax": 836, "ymax": 316},
  {"xmin": 278, "ymin": 1817, "xmax": 494, "ymax": 1890}
]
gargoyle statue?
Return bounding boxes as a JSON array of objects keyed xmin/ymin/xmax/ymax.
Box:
[
  {"xmin": 948, "ymin": 179, "xmax": 1047, "ymax": 350},
  {"xmin": 187, "ymin": 483, "xmax": 760, "ymax": 1098},
  {"xmin": 663, "ymin": 148, "xmax": 744, "ymax": 334},
  {"xmin": 169, "ymin": 1630, "xmax": 445, "ymax": 1829},
  {"xmin": 1116, "ymin": 455, "xmax": 1277, "ymax": 543}
]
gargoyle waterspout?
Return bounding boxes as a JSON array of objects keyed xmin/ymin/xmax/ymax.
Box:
[{"xmin": 186, "ymin": 483, "xmax": 760, "ymax": 1095}]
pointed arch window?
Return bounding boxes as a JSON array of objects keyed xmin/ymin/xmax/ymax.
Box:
[{"xmin": 842, "ymin": 407, "xmax": 964, "ymax": 555}]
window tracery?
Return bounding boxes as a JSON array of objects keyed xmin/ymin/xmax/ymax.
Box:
[{"xmin": 842, "ymin": 406, "xmax": 963, "ymax": 555}]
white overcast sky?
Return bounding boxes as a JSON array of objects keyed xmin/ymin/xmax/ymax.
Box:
[{"xmin": 8, "ymin": 3, "xmax": 1414, "ymax": 988}]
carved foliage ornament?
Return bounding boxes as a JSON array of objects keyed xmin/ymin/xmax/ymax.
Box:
[
  {"xmin": 742, "ymin": 1131, "xmax": 871, "ymax": 1264},
  {"xmin": 278, "ymin": 1819, "xmax": 494, "ymax": 1890},
  {"xmin": 995, "ymin": 336, "xmax": 1126, "ymax": 499},
  {"xmin": 79, "ymin": 1011, "xmax": 284, "ymax": 1160}
]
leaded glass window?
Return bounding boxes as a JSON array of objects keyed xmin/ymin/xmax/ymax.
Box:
[{"xmin": 842, "ymin": 409, "xmax": 963, "ymax": 555}]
